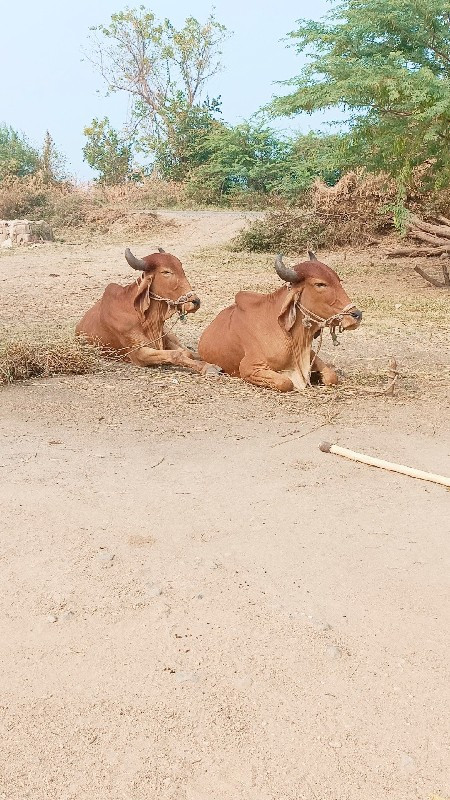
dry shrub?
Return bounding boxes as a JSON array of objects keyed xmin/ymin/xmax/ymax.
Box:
[
  {"xmin": 310, "ymin": 171, "xmax": 396, "ymax": 245},
  {"xmin": 0, "ymin": 176, "xmax": 176, "ymax": 238},
  {"xmin": 0, "ymin": 328, "xmax": 103, "ymax": 385},
  {"xmin": 60, "ymin": 204, "xmax": 173, "ymax": 236},
  {"xmin": 235, "ymin": 164, "xmax": 450, "ymax": 254},
  {"xmin": 236, "ymin": 169, "xmax": 401, "ymax": 253},
  {"xmin": 90, "ymin": 176, "xmax": 187, "ymax": 209},
  {"xmin": 233, "ymin": 208, "xmax": 326, "ymax": 253},
  {"xmin": 0, "ymin": 175, "xmax": 55, "ymax": 219}
]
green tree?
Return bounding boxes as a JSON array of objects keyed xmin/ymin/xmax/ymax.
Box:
[
  {"xmin": 186, "ymin": 121, "xmax": 292, "ymax": 202},
  {"xmin": 83, "ymin": 118, "xmax": 133, "ymax": 184},
  {"xmin": 40, "ymin": 131, "xmax": 67, "ymax": 183},
  {"xmin": 86, "ymin": 7, "xmax": 229, "ymax": 177},
  {"xmin": 276, "ymin": 131, "xmax": 345, "ymax": 199},
  {"xmin": 143, "ymin": 94, "xmax": 224, "ymax": 181},
  {"xmin": 0, "ymin": 124, "xmax": 40, "ymax": 179},
  {"xmin": 186, "ymin": 123, "xmax": 346, "ymax": 204},
  {"xmin": 271, "ymin": 0, "xmax": 450, "ymax": 180}
]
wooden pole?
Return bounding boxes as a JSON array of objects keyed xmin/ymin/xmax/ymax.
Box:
[{"xmin": 319, "ymin": 441, "xmax": 450, "ymax": 488}]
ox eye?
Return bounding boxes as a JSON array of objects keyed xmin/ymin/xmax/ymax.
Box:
[
  {"xmin": 315, "ymin": 282, "xmax": 327, "ymax": 288},
  {"xmin": 162, "ymin": 270, "xmax": 172, "ymax": 275}
]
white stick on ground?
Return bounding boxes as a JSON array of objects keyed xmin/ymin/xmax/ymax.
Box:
[{"xmin": 319, "ymin": 441, "xmax": 450, "ymax": 488}]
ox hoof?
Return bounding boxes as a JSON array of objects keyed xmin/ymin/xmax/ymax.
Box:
[
  {"xmin": 311, "ymin": 368, "xmax": 339, "ymax": 386},
  {"xmin": 201, "ymin": 364, "xmax": 223, "ymax": 377},
  {"xmin": 321, "ymin": 367, "xmax": 339, "ymax": 386}
]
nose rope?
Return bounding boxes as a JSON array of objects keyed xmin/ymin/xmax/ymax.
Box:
[
  {"xmin": 291, "ymin": 298, "xmax": 359, "ymax": 383},
  {"xmin": 295, "ymin": 300, "xmax": 357, "ymax": 331},
  {"xmin": 147, "ymin": 290, "xmax": 197, "ymax": 308},
  {"xmin": 134, "ymin": 273, "xmax": 197, "ymax": 310}
]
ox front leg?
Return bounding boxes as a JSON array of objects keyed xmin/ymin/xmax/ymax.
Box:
[
  {"xmin": 129, "ymin": 346, "xmax": 220, "ymax": 376},
  {"xmin": 239, "ymin": 357, "xmax": 294, "ymax": 392},
  {"xmin": 310, "ymin": 353, "xmax": 338, "ymax": 386},
  {"xmin": 163, "ymin": 330, "xmax": 202, "ymax": 361}
]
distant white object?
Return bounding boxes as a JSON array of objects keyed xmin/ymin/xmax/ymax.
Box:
[
  {"xmin": 1, "ymin": 238, "xmax": 12, "ymax": 249},
  {"xmin": 0, "ymin": 218, "xmax": 54, "ymax": 246}
]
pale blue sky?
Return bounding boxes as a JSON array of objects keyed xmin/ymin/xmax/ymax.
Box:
[{"xmin": 1, "ymin": 0, "xmax": 336, "ymax": 178}]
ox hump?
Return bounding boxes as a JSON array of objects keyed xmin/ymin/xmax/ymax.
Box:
[{"xmin": 235, "ymin": 291, "xmax": 266, "ymax": 310}]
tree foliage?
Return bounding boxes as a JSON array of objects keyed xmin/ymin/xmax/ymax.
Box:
[
  {"xmin": 186, "ymin": 121, "xmax": 291, "ymax": 199},
  {"xmin": 145, "ymin": 95, "xmax": 223, "ymax": 181},
  {"xmin": 185, "ymin": 123, "xmax": 344, "ymax": 204},
  {"xmin": 86, "ymin": 6, "xmax": 229, "ymax": 177},
  {"xmin": 0, "ymin": 125, "xmax": 40, "ymax": 180},
  {"xmin": 40, "ymin": 131, "xmax": 67, "ymax": 183},
  {"xmin": 271, "ymin": 0, "xmax": 450, "ymax": 181},
  {"xmin": 83, "ymin": 118, "xmax": 133, "ymax": 184}
]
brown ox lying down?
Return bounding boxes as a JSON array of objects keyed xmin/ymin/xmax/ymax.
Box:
[
  {"xmin": 76, "ymin": 248, "xmax": 218, "ymax": 375},
  {"xmin": 198, "ymin": 252, "xmax": 362, "ymax": 392}
]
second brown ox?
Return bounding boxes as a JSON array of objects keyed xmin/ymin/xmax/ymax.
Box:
[
  {"xmin": 198, "ymin": 252, "xmax": 362, "ymax": 392},
  {"xmin": 76, "ymin": 248, "xmax": 219, "ymax": 375}
]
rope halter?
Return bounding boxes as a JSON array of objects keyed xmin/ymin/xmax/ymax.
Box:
[
  {"xmin": 147, "ymin": 290, "xmax": 197, "ymax": 309},
  {"xmin": 295, "ymin": 300, "xmax": 357, "ymax": 332},
  {"xmin": 294, "ymin": 297, "xmax": 358, "ymax": 353},
  {"xmin": 135, "ymin": 272, "xmax": 197, "ymax": 309}
]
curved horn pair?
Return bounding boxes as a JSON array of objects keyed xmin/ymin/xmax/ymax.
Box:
[{"xmin": 125, "ymin": 247, "xmax": 166, "ymax": 271}]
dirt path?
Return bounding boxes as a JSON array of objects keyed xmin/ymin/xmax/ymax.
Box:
[{"xmin": 1, "ymin": 212, "xmax": 449, "ymax": 800}]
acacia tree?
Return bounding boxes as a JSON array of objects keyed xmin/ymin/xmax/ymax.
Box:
[
  {"xmin": 271, "ymin": 0, "xmax": 450, "ymax": 181},
  {"xmin": 85, "ymin": 7, "xmax": 229, "ymax": 177}
]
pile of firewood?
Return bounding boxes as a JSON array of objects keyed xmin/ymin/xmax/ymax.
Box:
[{"xmin": 387, "ymin": 213, "xmax": 450, "ymax": 288}]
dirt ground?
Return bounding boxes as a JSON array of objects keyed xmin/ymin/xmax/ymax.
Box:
[{"xmin": 1, "ymin": 211, "xmax": 449, "ymax": 800}]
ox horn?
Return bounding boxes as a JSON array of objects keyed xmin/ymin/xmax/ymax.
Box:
[
  {"xmin": 125, "ymin": 247, "xmax": 148, "ymax": 271},
  {"xmin": 158, "ymin": 247, "xmax": 165, "ymax": 253},
  {"xmin": 274, "ymin": 254, "xmax": 298, "ymax": 284},
  {"xmin": 308, "ymin": 250, "xmax": 319, "ymax": 261}
]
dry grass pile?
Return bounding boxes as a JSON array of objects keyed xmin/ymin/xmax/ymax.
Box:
[
  {"xmin": 234, "ymin": 170, "xmax": 396, "ymax": 253},
  {"xmin": 0, "ymin": 328, "xmax": 104, "ymax": 385},
  {"xmin": 58, "ymin": 205, "xmax": 173, "ymax": 237},
  {"xmin": 232, "ymin": 207, "xmax": 327, "ymax": 253},
  {"xmin": 311, "ymin": 171, "xmax": 396, "ymax": 245},
  {"xmin": 235, "ymin": 165, "xmax": 450, "ymax": 253}
]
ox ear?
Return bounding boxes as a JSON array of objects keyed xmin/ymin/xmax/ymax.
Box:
[
  {"xmin": 133, "ymin": 273, "xmax": 154, "ymax": 320},
  {"xmin": 278, "ymin": 288, "xmax": 299, "ymax": 332}
]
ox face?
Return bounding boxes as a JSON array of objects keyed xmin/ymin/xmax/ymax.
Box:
[
  {"xmin": 275, "ymin": 253, "xmax": 362, "ymax": 331},
  {"xmin": 125, "ymin": 248, "xmax": 201, "ymax": 315}
]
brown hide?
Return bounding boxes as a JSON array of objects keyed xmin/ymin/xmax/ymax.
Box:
[
  {"xmin": 75, "ymin": 249, "xmax": 215, "ymax": 376},
  {"xmin": 198, "ymin": 254, "xmax": 362, "ymax": 392}
]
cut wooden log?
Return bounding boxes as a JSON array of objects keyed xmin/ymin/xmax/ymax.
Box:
[
  {"xmin": 435, "ymin": 214, "xmax": 450, "ymax": 227},
  {"xmin": 406, "ymin": 226, "xmax": 450, "ymax": 246},
  {"xmin": 386, "ymin": 247, "xmax": 431, "ymax": 258},
  {"xmin": 414, "ymin": 265, "xmax": 450, "ymax": 288},
  {"xmin": 410, "ymin": 215, "xmax": 450, "ymax": 239},
  {"xmin": 387, "ymin": 214, "xmax": 450, "ymax": 281},
  {"xmin": 427, "ymin": 244, "xmax": 450, "ymax": 256}
]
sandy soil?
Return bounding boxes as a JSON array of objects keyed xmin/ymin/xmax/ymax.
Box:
[{"xmin": 1, "ymin": 211, "xmax": 449, "ymax": 800}]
